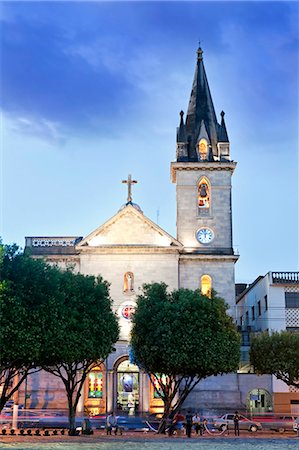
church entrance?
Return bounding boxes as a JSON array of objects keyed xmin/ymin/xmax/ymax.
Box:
[
  {"xmin": 247, "ymin": 388, "xmax": 273, "ymax": 414},
  {"xmin": 116, "ymin": 360, "xmax": 139, "ymax": 414}
]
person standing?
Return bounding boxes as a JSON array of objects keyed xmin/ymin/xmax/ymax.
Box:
[
  {"xmin": 185, "ymin": 410, "xmax": 193, "ymax": 438},
  {"xmin": 233, "ymin": 411, "xmax": 240, "ymax": 436},
  {"xmin": 175, "ymin": 411, "xmax": 185, "ymax": 436},
  {"xmin": 192, "ymin": 413, "xmax": 201, "ymax": 435}
]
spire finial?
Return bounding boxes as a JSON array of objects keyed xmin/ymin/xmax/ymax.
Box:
[
  {"xmin": 221, "ymin": 110, "xmax": 225, "ymax": 118},
  {"xmin": 197, "ymin": 42, "xmax": 203, "ymax": 61},
  {"xmin": 122, "ymin": 174, "xmax": 138, "ymax": 203},
  {"xmin": 180, "ymin": 110, "xmax": 184, "ymax": 119}
]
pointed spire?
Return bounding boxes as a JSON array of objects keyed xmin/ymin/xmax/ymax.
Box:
[
  {"xmin": 176, "ymin": 111, "xmax": 188, "ymax": 161},
  {"xmin": 218, "ymin": 110, "xmax": 229, "ymax": 142},
  {"xmin": 184, "ymin": 47, "xmax": 222, "ymax": 161},
  {"xmin": 177, "ymin": 110, "xmax": 187, "ymax": 142}
]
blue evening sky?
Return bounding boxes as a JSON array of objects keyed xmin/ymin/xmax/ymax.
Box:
[{"xmin": 1, "ymin": 1, "xmax": 298, "ymax": 284}]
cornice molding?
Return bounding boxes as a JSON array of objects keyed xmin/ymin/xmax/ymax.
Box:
[
  {"xmin": 179, "ymin": 253, "xmax": 239, "ymax": 263},
  {"xmin": 77, "ymin": 246, "xmax": 181, "ymax": 255},
  {"xmin": 171, "ymin": 161, "xmax": 237, "ymax": 182}
]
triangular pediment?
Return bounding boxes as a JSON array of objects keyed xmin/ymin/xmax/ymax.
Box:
[{"xmin": 77, "ymin": 205, "xmax": 182, "ymax": 248}]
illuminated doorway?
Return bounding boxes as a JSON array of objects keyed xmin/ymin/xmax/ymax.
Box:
[
  {"xmin": 116, "ymin": 360, "xmax": 139, "ymax": 413},
  {"xmin": 247, "ymin": 388, "xmax": 272, "ymax": 414}
]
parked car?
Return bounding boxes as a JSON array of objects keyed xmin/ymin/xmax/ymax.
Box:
[
  {"xmin": 213, "ymin": 414, "xmax": 262, "ymax": 432},
  {"xmin": 252, "ymin": 415, "xmax": 298, "ymax": 433}
]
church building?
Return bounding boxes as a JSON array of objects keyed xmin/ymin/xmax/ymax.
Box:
[{"xmin": 24, "ymin": 47, "xmax": 251, "ymax": 415}]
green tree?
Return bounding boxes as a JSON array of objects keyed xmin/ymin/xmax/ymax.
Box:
[
  {"xmin": 131, "ymin": 283, "xmax": 240, "ymax": 432},
  {"xmin": 0, "ymin": 242, "xmax": 119, "ymax": 433},
  {"xmin": 42, "ymin": 270, "xmax": 119, "ymax": 434},
  {"xmin": 250, "ymin": 331, "xmax": 299, "ymax": 388},
  {"xmin": 0, "ymin": 244, "xmax": 61, "ymax": 411}
]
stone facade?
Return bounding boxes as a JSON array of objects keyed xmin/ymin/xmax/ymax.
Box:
[
  {"xmin": 172, "ymin": 163, "xmax": 235, "ymax": 252},
  {"xmin": 22, "ymin": 47, "xmax": 258, "ymax": 415},
  {"xmin": 236, "ymin": 272, "xmax": 299, "ymax": 414}
]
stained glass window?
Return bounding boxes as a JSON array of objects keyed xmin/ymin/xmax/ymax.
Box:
[
  {"xmin": 152, "ymin": 374, "xmax": 167, "ymax": 398},
  {"xmin": 88, "ymin": 371, "xmax": 103, "ymax": 398}
]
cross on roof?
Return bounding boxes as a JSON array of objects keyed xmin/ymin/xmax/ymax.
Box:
[{"xmin": 122, "ymin": 174, "xmax": 138, "ymax": 203}]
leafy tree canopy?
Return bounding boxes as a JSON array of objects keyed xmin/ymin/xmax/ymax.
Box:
[
  {"xmin": 0, "ymin": 242, "xmax": 119, "ymax": 429},
  {"xmin": 250, "ymin": 331, "xmax": 299, "ymax": 388},
  {"xmin": 41, "ymin": 269, "xmax": 119, "ymax": 365},
  {"xmin": 41, "ymin": 268, "xmax": 119, "ymax": 432},
  {"xmin": 131, "ymin": 283, "xmax": 240, "ymax": 430},
  {"xmin": 0, "ymin": 243, "xmax": 61, "ymax": 410}
]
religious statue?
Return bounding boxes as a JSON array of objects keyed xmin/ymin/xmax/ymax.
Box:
[
  {"xmin": 198, "ymin": 180, "xmax": 210, "ymax": 208},
  {"xmin": 124, "ymin": 272, "xmax": 134, "ymax": 292}
]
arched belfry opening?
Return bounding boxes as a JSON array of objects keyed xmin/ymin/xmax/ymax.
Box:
[
  {"xmin": 201, "ymin": 274, "xmax": 212, "ymax": 298},
  {"xmin": 198, "ymin": 177, "xmax": 210, "ymax": 210}
]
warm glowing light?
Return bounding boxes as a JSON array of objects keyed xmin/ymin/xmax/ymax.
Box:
[
  {"xmin": 198, "ymin": 177, "xmax": 210, "ymax": 208},
  {"xmin": 201, "ymin": 274, "xmax": 212, "ymax": 298},
  {"xmin": 199, "ymin": 139, "xmax": 208, "ymax": 160}
]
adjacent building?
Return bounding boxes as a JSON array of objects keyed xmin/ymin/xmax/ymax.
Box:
[{"xmin": 236, "ymin": 272, "xmax": 299, "ymax": 414}]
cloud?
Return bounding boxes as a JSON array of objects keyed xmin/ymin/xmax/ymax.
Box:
[{"xmin": 3, "ymin": 112, "xmax": 67, "ymax": 146}]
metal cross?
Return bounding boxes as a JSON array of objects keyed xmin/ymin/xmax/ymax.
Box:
[{"xmin": 122, "ymin": 174, "xmax": 138, "ymax": 203}]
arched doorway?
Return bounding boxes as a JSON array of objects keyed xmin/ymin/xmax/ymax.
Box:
[
  {"xmin": 84, "ymin": 363, "xmax": 106, "ymax": 416},
  {"xmin": 116, "ymin": 359, "xmax": 139, "ymax": 414},
  {"xmin": 247, "ymin": 388, "xmax": 273, "ymax": 414}
]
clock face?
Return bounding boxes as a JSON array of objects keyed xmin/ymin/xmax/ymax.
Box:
[{"xmin": 196, "ymin": 228, "xmax": 214, "ymax": 244}]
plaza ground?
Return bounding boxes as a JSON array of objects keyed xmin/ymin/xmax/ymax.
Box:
[{"xmin": 0, "ymin": 428, "xmax": 298, "ymax": 444}]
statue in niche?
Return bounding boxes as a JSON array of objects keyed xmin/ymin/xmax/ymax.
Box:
[
  {"xmin": 198, "ymin": 181, "xmax": 210, "ymax": 208},
  {"xmin": 124, "ymin": 272, "xmax": 134, "ymax": 292},
  {"xmin": 199, "ymin": 140, "xmax": 208, "ymax": 160}
]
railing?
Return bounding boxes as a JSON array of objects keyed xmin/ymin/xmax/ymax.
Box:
[
  {"xmin": 25, "ymin": 237, "xmax": 83, "ymax": 248},
  {"xmin": 272, "ymin": 272, "xmax": 299, "ymax": 284},
  {"xmin": 286, "ymin": 308, "xmax": 299, "ymax": 327}
]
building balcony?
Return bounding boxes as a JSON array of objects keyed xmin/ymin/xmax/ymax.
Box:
[{"xmin": 272, "ymin": 272, "xmax": 299, "ymax": 284}]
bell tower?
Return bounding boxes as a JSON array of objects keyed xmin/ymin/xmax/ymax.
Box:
[{"xmin": 171, "ymin": 47, "xmax": 238, "ymax": 308}]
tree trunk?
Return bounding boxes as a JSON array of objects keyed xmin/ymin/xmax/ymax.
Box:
[
  {"xmin": 157, "ymin": 399, "xmax": 172, "ymax": 434},
  {"xmin": 158, "ymin": 416, "xmax": 168, "ymax": 434},
  {"xmin": 67, "ymin": 391, "xmax": 77, "ymax": 435}
]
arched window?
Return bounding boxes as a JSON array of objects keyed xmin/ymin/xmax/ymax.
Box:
[
  {"xmin": 198, "ymin": 139, "xmax": 208, "ymax": 161},
  {"xmin": 201, "ymin": 275, "xmax": 212, "ymax": 298},
  {"xmin": 198, "ymin": 177, "xmax": 210, "ymax": 209},
  {"xmin": 88, "ymin": 371, "xmax": 103, "ymax": 398},
  {"xmin": 124, "ymin": 272, "xmax": 134, "ymax": 292}
]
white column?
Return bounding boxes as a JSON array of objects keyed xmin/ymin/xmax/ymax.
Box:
[
  {"xmin": 142, "ymin": 372, "xmax": 150, "ymax": 413},
  {"xmin": 106, "ymin": 371, "xmax": 114, "ymax": 413}
]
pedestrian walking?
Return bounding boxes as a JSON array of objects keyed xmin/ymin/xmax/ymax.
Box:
[
  {"xmin": 175, "ymin": 411, "xmax": 185, "ymax": 436},
  {"xmin": 185, "ymin": 410, "xmax": 193, "ymax": 438},
  {"xmin": 233, "ymin": 411, "xmax": 240, "ymax": 436}
]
